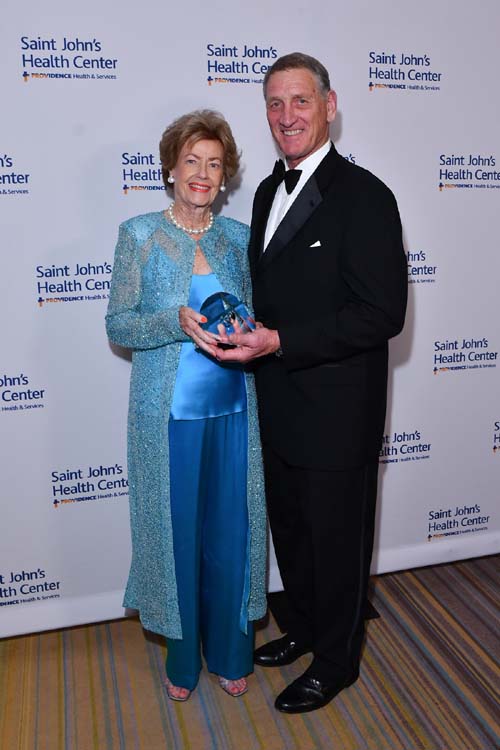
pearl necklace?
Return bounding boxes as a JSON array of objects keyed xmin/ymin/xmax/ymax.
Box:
[{"xmin": 167, "ymin": 203, "xmax": 213, "ymax": 235}]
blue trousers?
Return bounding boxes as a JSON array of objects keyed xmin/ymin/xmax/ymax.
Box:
[{"xmin": 166, "ymin": 412, "xmax": 253, "ymax": 690}]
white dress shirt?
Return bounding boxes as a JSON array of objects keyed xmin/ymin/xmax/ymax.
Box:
[{"xmin": 263, "ymin": 140, "xmax": 332, "ymax": 250}]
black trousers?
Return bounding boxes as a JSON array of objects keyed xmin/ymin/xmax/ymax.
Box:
[{"xmin": 263, "ymin": 444, "xmax": 379, "ymax": 683}]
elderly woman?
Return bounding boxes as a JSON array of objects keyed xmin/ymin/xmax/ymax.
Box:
[{"xmin": 106, "ymin": 110, "xmax": 266, "ymax": 701}]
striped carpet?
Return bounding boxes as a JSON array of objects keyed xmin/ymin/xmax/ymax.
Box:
[{"xmin": 0, "ymin": 555, "xmax": 498, "ymax": 749}]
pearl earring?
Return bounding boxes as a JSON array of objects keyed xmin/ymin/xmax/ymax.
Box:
[
  {"xmin": 219, "ymin": 183, "xmax": 226, "ymax": 192},
  {"xmin": 167, "ymin": 175, "xmax": 175, "ymax": 184}
]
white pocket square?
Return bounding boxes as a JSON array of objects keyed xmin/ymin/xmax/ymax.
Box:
[{"xmin": 309, "ymin": 240, "xmax": 321, "ymax": 247}]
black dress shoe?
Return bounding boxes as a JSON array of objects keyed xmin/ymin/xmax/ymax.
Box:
[
  {"xmin": 275, "ymin": 670, "xmax": 359, "ymax": 713},
  {"xmin": 254, "ymin": 635, "xmax": 311, "ymax": 667}
]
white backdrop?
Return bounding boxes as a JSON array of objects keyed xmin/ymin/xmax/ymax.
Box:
[{"xmin": 1, "ymin": 0, "xmax": 499, "ymax": 638}]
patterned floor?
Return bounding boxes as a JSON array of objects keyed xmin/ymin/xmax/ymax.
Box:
[{"xmin": 0, "ymin": 555, "xmax": 498, "ymax": 749}]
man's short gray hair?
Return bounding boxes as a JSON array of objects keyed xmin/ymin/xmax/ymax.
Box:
[{"xmin": 263, "ymin": 52, "xmax": 331, "ymax": 98}]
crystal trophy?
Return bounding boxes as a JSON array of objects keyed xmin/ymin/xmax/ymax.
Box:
[{"xmin": 200, "ymin": 292, "xmax": 256, "ymax": 337}]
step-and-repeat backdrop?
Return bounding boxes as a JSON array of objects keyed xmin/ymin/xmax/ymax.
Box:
[{"xmin": 1, "ymin": 0, "xmax": 498, "ymax": 637}]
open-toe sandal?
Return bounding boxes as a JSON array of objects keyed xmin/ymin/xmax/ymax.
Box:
[
  {"xmin": 218, "ymin": 676, "xmax": 248, "ymax": 697},
  {"xmin": 165, "ymin": 677, "xmax": 191, "ymax": 702}
]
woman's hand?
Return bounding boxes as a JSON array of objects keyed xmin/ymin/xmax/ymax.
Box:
[{"xmin": 179, "ymin": 306, "xmax": 220, "ymax": 356}]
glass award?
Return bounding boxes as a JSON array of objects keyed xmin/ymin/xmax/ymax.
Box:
[{"xmin": 200, "ymin": 292, "xmax": 256, "ymax": 336}]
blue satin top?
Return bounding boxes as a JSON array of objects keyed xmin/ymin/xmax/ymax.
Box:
[{"xmin": 170, "ymin": 274, "xmax": 246, "ymax": 420}]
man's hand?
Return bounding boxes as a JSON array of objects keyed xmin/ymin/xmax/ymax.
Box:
[{"xmin": 214, "ymin": 325, "xmax": 281, "ymax": 363}]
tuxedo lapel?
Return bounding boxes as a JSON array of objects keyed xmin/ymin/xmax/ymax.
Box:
[
  {"xmin": 256, "ymin": 144, "xmax": 344, "ymax": 272},
  {"xmin": 249, "ymin": 177, "xmax": 276, "ymax": 274},
  {"xmin": 258, "ymin": 176, "xmax": 323, "ymax": 271}
]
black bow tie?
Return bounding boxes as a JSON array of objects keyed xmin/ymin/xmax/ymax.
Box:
[{"xmin": 272, "ymin": 159, "xmax": 302, "ymax": 194}]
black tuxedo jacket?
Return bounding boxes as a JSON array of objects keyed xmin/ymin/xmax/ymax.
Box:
[{"xmin": 249, "ymin": 144, "xmax": 407, "ymax": 470}]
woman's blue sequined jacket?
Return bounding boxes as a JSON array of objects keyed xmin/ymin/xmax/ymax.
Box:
[{"xmin": 106, "ymin": 211, "xmax": 267, "ymax": 638}]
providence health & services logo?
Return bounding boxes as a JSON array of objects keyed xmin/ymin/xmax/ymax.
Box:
[
  {"xmin": 367, "ymin": 50, "xmax": 443, "ymax": 93},
  {"xmin": 0, "ymin": 153, "xmax": 30, "ymax": 196},
  {"xmin": 427, "ymin": 503, "xmax": 491, "ymax": 542},
  {"xmin": 433, "ymin": 336, "xmax": 498, "ymax": 374},
  {"xmin": 379, "ymin": 428, "xmax": 431, "ymax": 465},
  {"xmin": 50, "ymin": 462, "xmax": 129, "ymax": 508},
  {"xmin": 407, "ymin": 249, "xmax": 437, "ymax": 285},
  {"xmin": 205, "ymin": 42, "xmax": 278, "ymax": 86},
  {"xmin": 20, "ymin": 35, "xmax": 119, "ymax": 82},
  {"xmin": 0, "ymin": 566, "xmax": 62, "ymax": 608},
  {"xmin": 438, "ymin": 152, "xmax": 500, "ymax": 191},
  {"xmin": 0, "ymin": 372, "xmax": 46, "ymax": 413},
  {"xmin": 121, "ymin": 150, "xmax": 163, "ymax": 195},
  {"xmin": 493, "ymin": 421, "xmax": 500, "ymax": 455},
  {"xmin": 36, "ymin": 261, "xmax": 112, "ymax": 307}
]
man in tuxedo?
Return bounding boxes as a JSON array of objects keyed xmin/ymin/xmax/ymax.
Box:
[{"xmin": 214, "ymin": 52, "xmax": 407, "ymax": 713}]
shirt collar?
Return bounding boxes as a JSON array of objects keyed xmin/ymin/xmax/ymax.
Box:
[{"xmin": 284, "ymin": 140, "xmax": 332, "ymax": 185}]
